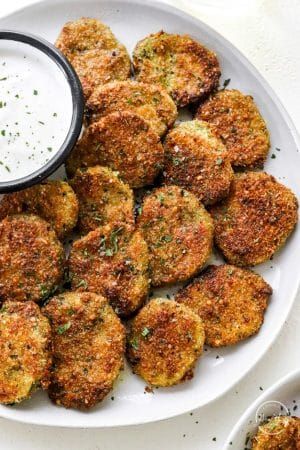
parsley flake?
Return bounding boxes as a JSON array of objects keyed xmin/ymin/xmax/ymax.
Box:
[{"xmin": 57, "ymin": 322, "xmax": 71, "ymax": 334}]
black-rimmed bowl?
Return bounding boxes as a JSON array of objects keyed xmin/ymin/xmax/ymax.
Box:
[{"xmin": 0, "ymin": 30, "xmax": 84, "ymax": 193}]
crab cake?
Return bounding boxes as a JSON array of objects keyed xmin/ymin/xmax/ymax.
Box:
[
  {"xmin": 127, "ymin": 298, "xmax": 205, "ymax": 387},
  {"xmin": 0, "ymin": 180, "xmax": 78, "ymax": 239},
  {"xmin": 210, "ymin": 172, "xmax": 298, "ymax": 266},
  {"xmin": 176, "ymin": 265, "xmax": 272, "ymax": 347},
  {"xmin": 0, "ymin": 214, "xmax": 64, "ymax": 303},
  {"xmin": 133, "ymin": 31, "xmax": 220, "ymax": 107},
  {"xmin": 252, "ymin": 416, "xmax": 300, "ymax": 449},
  {"xmin": 137, "ymin": 185, "xmax": 213, "ymax": 286},
  {"xmin": 196, "ymin": 89, "xmax": 270, "ymax": 169},
  {"xmin": 0, "ymin": 301, "xmax": 51, "ymax": 405},
  {"xmin": 68, "ymin": 225, "xmax": 149, "ymax": 317},
  {"xmin": 43, "ymin": 291, "xmax": 125, "ymax": 409},
  {"xmin": 85, "ymin": 80, "xmax": 177, "ymax": 137},
  {"xmin": 66, "ymin": 111, "xmax": 164, "ymax": 187},
  {"xmin": 163, "ymin": 120, "xmax": 233, "ymax": 205},
  {"xmin": 55, "ymin": 18, "xmax": 130, "ymax": 98},
  {"xmin": 71, "ymin": 166, "xmax": 134, "ymax": 233}
]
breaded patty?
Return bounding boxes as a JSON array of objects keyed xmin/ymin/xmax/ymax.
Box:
[
  {"xmin": 137, "ymin": 185, "xmax": 213, "ymax": 286},
  {"xmin": 85, "ymin": 80, "xmax": 177, "ymax": 137},
  {"xmin": 70, "ymin": 166, "xmax": 134, "ymax": 233},
  {"xmin": 68, "ymin": 225, "xmax": 150, "ymax": 317},
  {"xmin": 43, "ymin": 291, "xmax": 125, "ymax": 409},
  {"xmin": 196, "ymin": 89, "xmax": 270, "ymax": 169},
  {"xmin": 252, "ymin": 416, "xmax": 300, "ymax": 449},
  {"xmin": 66, "ymin": 111, "xmax": 164, "ymax": 187},
  {"xmin": 56, "ymin": 18, "xmax": 130, "ymax": 98},
  {"xmin": 163, "ymin": 120, "xmax": 233, "ymax": 205},
  {"xmin": 176, "ymin": 264, "xmax": 272, "ymax": 347},
  {"xmin": 0, "ymin": 214, "xmax": 64, "ymax": 303},
  {"xmin": 0, "ymin": 180, "xmax": 78, "ymax": 239},
  {"xmin": 0, "ymin": 301, "xmax": 51, "ymax": 404},
  {"xmin": 133, "ymin": 31, "xmax": 220, "ymax": 107},
  {"xmin": 127, "ymin": 298, "xmax": 205, "ymax": 387},
  {"xmin": 210, "ymin": 172, "xmax": 298, "ymax": 266}
]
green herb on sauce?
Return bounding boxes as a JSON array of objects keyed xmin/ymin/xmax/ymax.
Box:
[
  {"xmin": 57, "ymin": 322, "xmax": 71, "ymax": 334},
  {"xmin": 141, "ymin": 327, "xmax": 150, "ymax": 338}
]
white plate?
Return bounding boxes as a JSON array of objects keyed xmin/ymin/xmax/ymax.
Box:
[
  {"xmin": 0, "ymin": 0, "xmax": 300, "ymax": 428},
  {"xmin": 224, "ymin": 369, "xmax": 300, "ymax": 449}
]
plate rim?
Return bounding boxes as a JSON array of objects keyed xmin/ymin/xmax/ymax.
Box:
[
  {"xmin": 223, "ymin": 368, "xmax": 300, "ymax": 449},
  {"xmin": 0, "ymin": 0, "xmax": 299, "ymax": 428}
]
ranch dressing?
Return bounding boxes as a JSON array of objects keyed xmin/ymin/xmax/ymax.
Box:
[{"xmin": 0, "ymin": 39, "xmax": 73, "ymax": 182}]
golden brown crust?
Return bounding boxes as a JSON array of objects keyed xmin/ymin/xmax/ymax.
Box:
[
  {"xmin": 68, "ymin": 225, "xmax": 150, "ymax": 317},
  {"xmin": 66, "ymin": 111, "xmax": 164, "ymax": 187},
  {"xmin": 196, "ymin": 89, "xmax": 270, "ymax": 169},
  {"xmin": 133, "ymin": 31, "xmax": 220, "ymax": 107},
  {"xmin": 137, "ymin": 185, "xmax": 214, "ymax": 286},
  {"xmin": 70, "ymin": 166, "xmax": 135, "ymax": 234},
  {"xmin": 0, "ymin": 301, "xmax": 52, "ymax": 404},
  {"xmin": 43, "ymin": 291, "xmax": 125, "ymax": 409},
  {"xmin": 0, "ymin": 214, "xmax": 64, "ymax": 303},
  {"xmin": 210, "ymin": 172, "xmax": 298, "ymax": 266},
  {"xmin": 0, "ymin": 180, "xmax": 78, "ymax": 239},
  {"xmin": 55, "ymin": 18, "xmax": 130, "ymax": 98},
  {"xmin": 163, "ymin": 120, "xmax": 233, "ymax": 205},
  {"xmin": 126, "ymin": 298, "xmax": 205, "ymax": 387},
  {"xmin": 176, "ymin": 264, "xmax": 272, "ymax": 347},
  {"xmin": 252, "ymin": 416, "xmax": 300, "ymax": 449},
  {"xmin": 85, "ymin": 80, "xmax": 177, "ymax": 137}
]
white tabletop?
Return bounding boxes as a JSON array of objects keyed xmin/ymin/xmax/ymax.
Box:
[{"xmin": 0, "ymin": 1, "xmax": 299, "ymax": 449}]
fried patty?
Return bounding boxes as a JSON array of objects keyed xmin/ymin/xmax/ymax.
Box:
[
  {"xmin": 85, "ymin": 80, "xmax": 177, "ymax": 137},
  {"xmin": 210, "ymin": 172, "xmax": 298, "ymax": 266},
  {"xmin": 127, "ymin": 298, "xmax": 205, "ymax": 387},
  {"xmin": 163, "ymin": 119, "xmax": 233, "ymax": 205},
  {"xmin": 0, "ymin": 214, "xmax": 64, "ymax": 303},
  {"xmin": 133, "ymin": 31, "xmax": 220, "ymax": 107},
  {"xmin": 0, "ymin": 180, "xmax": 78, "ymax": 239},
  {"xmin": 66, "ymin": 111, "xmax": 165, "ymax": 187},
  {"xmin": 68, "ymin": 225, "xmax": 150, "ymax": 317},
  {"xmin": 252, "ymin": 416, "xmax": 300, "ymax": 449},
  {"xmin": 70, "ymin": 166, "xmax": 135, "ymax": 233},
  {"xmin": 176, "ymin": 264, "xmax": 272, "ymax": 347},
  {"xmin": 196, "ymin": 89, "xmax": 270, "ymax": 169},
  {"xmin": 43, "ymin": 291, "xmax": 125, "ymax": 409},
  {"xmin": 137, "ymin": 185, "xmax": 213, "ymax": 286},
  {"xmin": 0, "ymin": 301, "xmax": 51, "ymax": 405},
  {"xmin": 56, "ymin": 17, "xmax": 130, "ymax": 98}
]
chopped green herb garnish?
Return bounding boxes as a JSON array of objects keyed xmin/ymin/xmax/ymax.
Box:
[
  {"xmin": 57, "ymin": 322, "xmax": 71, "ymax": 334},
  {"xmin": 38, "ymin": 121, "xmax": 45, "ymax": 125},
  {"xmin": 141, "ymin": 327, "xmax": 150, "ymax": 338},
  {"xmin": 161, "ymin": 235, "xmax": 173, "ymax": 243},
  {"xmin": 0, "ymin": 77, "xmax": 7, "ymax": 81},
  {"xmin": 271, "ymin": 153, "xmax": 276, "ymax": 159},
  {"xmin": 33, "ymin": 90, "xmax": 38, "ymax": 95},
  {"xmin": 130, "ymin": 337, "xmax": 139, "ymax": 350},
  {"xmin": 76, "ymin": 279, "xmax": 88, "ymax": 289},
  {"xmin": 1, "ymin": 130, "xmax": 5, "ymax": 136},
  {"xmin": 216, "ymin": 157, "xmax": 223, "ymax": 165},
  {"xmin": 223, "ymin": 78, "xmax": 231, "ymax": 88}
]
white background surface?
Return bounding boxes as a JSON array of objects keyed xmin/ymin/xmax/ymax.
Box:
[{"xmin": 0, "ymin": 0, "xmax": 299, "ymax": 448}]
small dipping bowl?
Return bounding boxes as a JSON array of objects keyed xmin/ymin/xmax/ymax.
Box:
[{"xmin": 0, "ymin": 30, "xmax": 84, "ymax": 193}]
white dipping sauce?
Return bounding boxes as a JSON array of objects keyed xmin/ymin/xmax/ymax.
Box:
[{"xmin": 0, "ymin": 39, "xmax": 73, "ymax": 182}]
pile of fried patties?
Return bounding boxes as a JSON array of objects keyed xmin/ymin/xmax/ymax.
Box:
[{"xmin": 0, "ymin": 18, "xmax": 298, "ymax": 411}]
